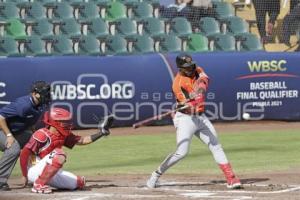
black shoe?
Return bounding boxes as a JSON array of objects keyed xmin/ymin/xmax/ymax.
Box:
[
  {"xmin": 0, "ymin": 182, "xmax": 10, "ymax": 191},
  {"xmin": 99, "ymin": 115, "xmax": 114, "ymax": 136}
]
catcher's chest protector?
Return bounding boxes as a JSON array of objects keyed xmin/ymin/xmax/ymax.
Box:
[{"xmin": 37, "ymin": 129, "xmax": 66, "ymax": 159}]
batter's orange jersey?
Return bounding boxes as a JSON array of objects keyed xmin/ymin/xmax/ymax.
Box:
[{"xmin": 172, "ymin": 67, "xmax": 209, "ymax": 113}]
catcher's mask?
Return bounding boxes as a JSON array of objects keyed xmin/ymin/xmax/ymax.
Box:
[
  {"xmin": 43, "ymin": 107, "xmax": 73, "ymax": 136},
  {"xmin": 31, "ymin": 81, "xmax": 51, "ymax": 105},
  {"xmin": 176, "ymin": 53, "xmax": 196, "ymax": 77}
]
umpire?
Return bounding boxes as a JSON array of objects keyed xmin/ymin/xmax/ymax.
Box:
[{"xmin": 0, "ymin": 81, "xmax": 51, "ymax": 190}]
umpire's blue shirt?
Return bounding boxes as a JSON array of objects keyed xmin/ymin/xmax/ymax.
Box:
[{"xmin": 0, "ymin": 95, "xmax": 44, "ymax": 134}]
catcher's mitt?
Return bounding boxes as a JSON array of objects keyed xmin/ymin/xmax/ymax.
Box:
[{"xmin": 98, "ymin": 115, "xmax": 114, "ymax": 136}]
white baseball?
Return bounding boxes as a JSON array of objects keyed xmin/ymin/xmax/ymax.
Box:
[{"xmin": 242, "ymin": 113, "xmax": 250, "ymax": 120}]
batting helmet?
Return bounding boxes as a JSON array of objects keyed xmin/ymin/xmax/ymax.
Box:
[
  {"xmin": 176, "ymin": 53, "xmax": 196, "ymax": 69},
  {"xmin": 43, "ymin": 107, "xmax": 72, "ymax": 136},
  {"xmin": 31, "ymin": 81, "xmax": 51, "ymax": 105}
]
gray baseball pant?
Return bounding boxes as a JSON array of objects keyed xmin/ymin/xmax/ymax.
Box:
[
  {"xmin": 0, "ymin": 130, "xmax": 32, "ymax": 183},
  {"xmin": 158, "ymin": 112, "xmax": 228, "ymax": 174}
]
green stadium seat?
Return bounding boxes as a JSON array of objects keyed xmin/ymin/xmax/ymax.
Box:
[
  {"xmin": 11, "ymin": 0, "xmax": 30, "ymax": 2},
  {"xmin": 127, "ymin": 34, "xmax": 155, "ymax": 54},
  {"xmin": 59, "ymin": 18, "xmax": 81, "ymax": 37},
  {"xmin": 38, "ymin": 0, "xmax": 57, "ymax": 3},
  {"xmin": 31, "ymin": 18, "xmax": 54, "ymax": 37},
  {"xmin": 198, "ymin": 17, "xmax": 221, "ymax": 36},
  {"xmin": 91, "ymin": 0, "xmax": 110, "ymax": 3},
  {"xmin": 5, "ymin": 18, "xmax": 26, "ymax": 39},
  {"xmin": 79, "ymin": 18, "xmax": 109, "ymax": 37},
  {"xmin": 157, "ymin": 34, "xmax": 182, "ymax": 53},
  {"xmin": 0, "ymin": 36, "xmax": 24, "ymax": 57},
  {"xmin": 65, "ymin": 0, "xmax": 84, "ymax": 3},
  {"xmin": 116, "ymin": 0, "xmax": 140, "ymax": 3},
  {"xmin": 112, "ymin": 18, "xmax": 137, "ymax": 36},
  {"xmin": 51, "ymin": 2, "xmax": 74, "ymax": 19},
  {"xmin": 46, "ymin": 35, "xmax": 75, "ymax": 55},
  {"xmin": 25, "ymin": 2, "xmax": 47, "ymax": 20},
  {"xmin": 142, "ymin": 0, "xmax": 159, "ymax": 17},
  {"xmin": 105, "ymin": 1, "xmax": 127, "ymax": 21},
  {"xmin": 139, "ymin": 17, "xmax": 165, "ymax": 36},
  {"xmin": 169, "ymin": 17, "xmax": 192, "ymax": 36},
  {"xmin": 78, "ymin": 35, "xmax": 102, "ymax": 55},
  {"xmin": 14, "ymin": 1, "xmax": 30, "ymax": 19},
  {"xmin": 0, "ymin": 2, "xmax": 20, "ymax": 19},
  {"xmin": 25, "ymin": 35, "xmax": 50, "ymax": 56},
  {"xmin": 91, "ymin": 0, "xmax": 110, "ymax": 18},
  {"xmin": 222, "ymin": 16, "xmax": 249, "ymax": 35},
  {"xmin": 185, "ymin": 33, "xmax": 209, "ymax": 52},
  {"xmin": 143, "ymin": 0, "xmax": 160, "ymax": 5},
  {"xmin": 131, "ymin": 2, "xmax": 153, "ymax": 19},
  {"xmin": 105, "ymin": 35, "xmax": 129, "ymax": 55},
  {"xmin": 115, "ymin": 0, "xmax": 139, "ymax": 19},
  {"xmin": 75, "ymin": 2, "xmax": 100, "ymax": 20},
  {"xmin": 235, "ymin": 33, "xmax": 263, "ymax": 51},
  {"xmin": 210, "ymin": 33, "xmax": 236, "ymax": 51},
  {"xmin": 70, "ymin": 1, "xmax": 100, "ymax": 19},
  {"xmin": 213, "ymin": 2, "xmax": 235, "ymax": 20}
]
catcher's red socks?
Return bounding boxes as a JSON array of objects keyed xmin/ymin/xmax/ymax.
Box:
[
  {"xmin": 219, "ymin": 163, "xmax": 242, "ymax": 189},
  {"xmin": 77, "ymin": 176, "xmax": 86, "ymax": 189}
]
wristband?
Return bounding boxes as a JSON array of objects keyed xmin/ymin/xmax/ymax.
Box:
[
  {"xmin": 90, "ymin": 132, "xmax": 102, "ymax": 142},
  {"xmin": 6, "ymin": 133, "xmax": 13, "ymax": 137}
]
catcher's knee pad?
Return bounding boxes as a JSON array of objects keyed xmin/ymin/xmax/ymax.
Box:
[
  {"xmin": 49, "ymin": 148, "xmax": 67, "ymax": 167},
  {"xmin": 77, "ymin": 176, "xmax": 86, "ymax": 190}
]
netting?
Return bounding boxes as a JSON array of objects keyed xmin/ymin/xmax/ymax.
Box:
[
  {"xmin": 0, "ymin": 0, "xmax": 299, "ymax": 56},
  {"xmin": 160, "ymin": 0, "xmax": 300, "ymax": 52}
]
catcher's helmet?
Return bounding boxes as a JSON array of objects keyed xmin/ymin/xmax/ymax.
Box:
[
  {"xmin": 43, "ymin": 107, "xmax": 72, "ymax": 136},
  {"xmin": 31, "ymin": 81, "xmax": 51, "ymax": 105},
  {"xmin": 176, "ymin": 53, "xmax": 196, "ymax": 68}
]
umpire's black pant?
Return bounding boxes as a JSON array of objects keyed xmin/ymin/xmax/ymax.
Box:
[
  {"xmin": 0, "ymin": 130, "xmax": 32, "ymax": 184},
  {"xmin": 252, "ymin": 0, "xmax": 280, "ymax": 38}
]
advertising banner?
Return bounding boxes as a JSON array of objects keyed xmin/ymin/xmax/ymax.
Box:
[{"xmin": 0, "ymin": 52, "xmax": 299, "ymax": 128}]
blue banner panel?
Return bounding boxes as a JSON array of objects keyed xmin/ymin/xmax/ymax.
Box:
[{"xmin": 0, "ymin": 52, "xmax": 299, "ymax": 128}]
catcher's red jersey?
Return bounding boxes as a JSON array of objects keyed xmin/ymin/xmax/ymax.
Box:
[
  {"xmin": 24, "ymin": 128, "xmax": 81, "ymax": 159},
  {"xmin": 172, "ymin": 67, "xmax": 209, "ymax": 113}
]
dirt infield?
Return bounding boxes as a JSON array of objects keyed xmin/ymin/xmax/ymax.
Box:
[
  {"xmin": 3, "ymin": 171, "xmax": 300, "ymax": 200},
  {"xmin": 1, "ymin": 121, "xmax": 300, "ymax": 200},
  {"xmin": 76, "ymin": 120, "xmax": 300, "ymax": 136}
]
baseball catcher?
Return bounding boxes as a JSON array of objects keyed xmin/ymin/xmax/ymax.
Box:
[
  {"xmin": 146, "ymin": 53, "xmax": 242, "ymax": 189},
  {"xmin": 20, "ymin": 107, "xmax": 114, "ymax": 194}
]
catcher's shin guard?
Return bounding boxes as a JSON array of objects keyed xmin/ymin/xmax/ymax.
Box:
[
  {"xmin": 219, "ymin": 163, "xmax": 242, "ymax": 189},
  {"xmin": 99, "ymin": 115, "xmax": 114, "ymax": 135},
  {"xmin": 34, "ymin": 153, "xmax": 65, "ymax": 188}
]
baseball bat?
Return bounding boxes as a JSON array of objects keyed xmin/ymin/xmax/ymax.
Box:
[{"xmin": 132, "ymin": 105, "xmax": 189, "ymax": 129}]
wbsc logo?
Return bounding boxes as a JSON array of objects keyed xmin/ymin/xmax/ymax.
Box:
[
  {"xmin": 248, "ymin": 60, "xmax": 287, "ymax": 72},
  {"xmin": 237, "ymin": 59, "xmax": 299, "ymax": 80},
  {"xmin": 51, "ymin": 74, "xmax": 135, "ymax": 101}
]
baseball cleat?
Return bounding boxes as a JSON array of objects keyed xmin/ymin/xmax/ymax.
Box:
[
  {"xmin": 31, "ymin": 183, "xmax": 52, "ymax": 194},
  {"xmin": 77, "ymin": 176, "xmax": 86, "ymax": 190},
  {"xmin": 226, "ymin": 177, "xmax": 242, "ymax": 189},
  {"xmin": 99, "ymin": 115, "xmax": 114, "ymax": 135},
  {"xmin": 146, "ymin": 171, "xmax": 161, "ymax": 188}
]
